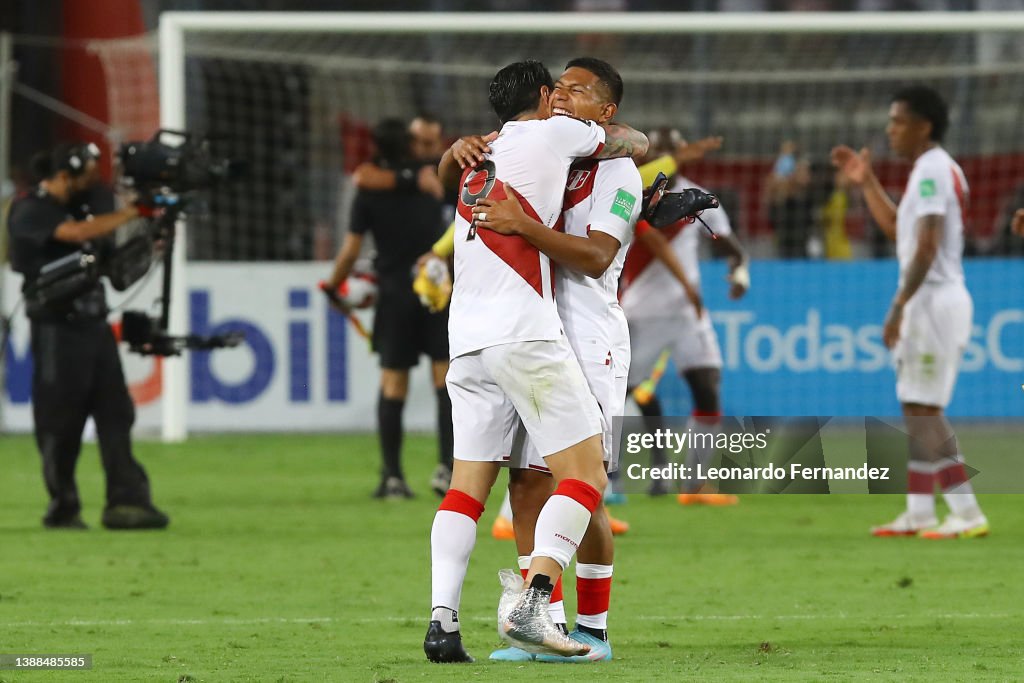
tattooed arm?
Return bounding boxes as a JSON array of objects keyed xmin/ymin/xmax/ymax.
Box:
[{"xmin": 594, "ymin": 122, "xmax": 650, "ymax": 162}]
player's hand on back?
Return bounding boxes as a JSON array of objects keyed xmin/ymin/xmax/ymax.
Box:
[
  {"xmin": 450, "ymin": 131, "xmax": 498, "ymax": 170},
  {"xmin": 830, "ymin": 145, "xmax": 871, "ymax": 185},
  {"xmin": 472, "ymin": 182, "xmax": 529, "ymax": 236}
]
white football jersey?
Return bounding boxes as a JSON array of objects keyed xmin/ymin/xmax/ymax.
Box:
[
  {"xmin": 556, "ymin": 157, "xmax": 642, "ymax": 372},
  {"xmin": 620, "ymin": 175, "xmax": 732, "ymax": 321},
  {"xmin": 896, "ymin": 146, "xmax": 968, "ymax": 287},
  {"xmin": 448, "ymin": 116, "xmax": 606, "ymax": 358}
]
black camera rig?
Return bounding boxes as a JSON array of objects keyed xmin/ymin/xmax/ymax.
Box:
[{"xmin": 24, "ymin": 130, "xmax": 245, "ymax": 357}]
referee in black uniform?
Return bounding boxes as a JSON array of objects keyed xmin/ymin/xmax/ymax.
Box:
[
  {"xmin": 324, "ymin": 119, "xmax": 452, "ymax": 499},
  {"xmin": 6, "ymin": 142, "xmax": 169, "ymax": 530}
]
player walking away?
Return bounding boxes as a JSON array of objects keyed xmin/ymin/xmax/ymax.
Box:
[
  {"xmin": 324, "ymin": 118, "xmax": 452, "ymax": 500},
  {"xmin": 832, "ymin": 86, "xmax": 989, "ymax": 540},
  {"xmin": 424, "ymin": 60, "xmax": 649, "ymax": 663},
  {"xmin": 620, "ymin": 129, "xmax": 750, "ymax": 505}
]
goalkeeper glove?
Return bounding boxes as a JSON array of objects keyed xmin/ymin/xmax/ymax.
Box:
[{"xmin": 412, "ymin": 256, "xmax": 452, "ymax": 313}]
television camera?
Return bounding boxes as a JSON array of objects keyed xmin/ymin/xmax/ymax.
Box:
[{"xmin": 26, "ymin": 130, "xmax": 245, "ymax": 357}]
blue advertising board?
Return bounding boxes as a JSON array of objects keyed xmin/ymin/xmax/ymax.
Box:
[{"xmin": 656, "ymin": 259, "xmax": 1023, "ymax": 418}]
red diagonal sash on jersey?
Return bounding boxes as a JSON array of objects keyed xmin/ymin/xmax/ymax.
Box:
[
  {"xmin": 620, "ymin": 219, "xmax": 688, "ymax": 290},
  {"xmin": 457, "ymin": 169, "xmax": 551, "ymax": 297},
  {"xmin": 563, "ymin": 160, "xmax": 599, "ymax": 212}
]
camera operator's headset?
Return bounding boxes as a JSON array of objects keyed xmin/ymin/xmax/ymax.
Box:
[
  {"xmin": 50, "ymin": 141, "xmax": 101, "ymax": 179},
  {"xmin": 1, "ymin": 142, "xmax": 104, "ymax": 361}
]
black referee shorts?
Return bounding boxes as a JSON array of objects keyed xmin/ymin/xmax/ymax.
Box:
[{"xmin": 372, "ymin": 281, "xmax": 449, "ymax": 370}]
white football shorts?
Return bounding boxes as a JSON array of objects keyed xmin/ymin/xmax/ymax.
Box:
[
  {"xmin": 447, "ymin": 338, "xmax": 604, "ymax": 463},
  {"xmin": 895, "ymin": 282, "xmax": 972, "ymax": 408},
  {"xmin": 627, "ymin": 308, "xmax": 722, "ymax": 388},
  {"xmin": 510, "ymin": 344, "xmax": 629, "ymax": 473}
]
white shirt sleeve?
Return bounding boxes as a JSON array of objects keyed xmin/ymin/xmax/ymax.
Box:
[
  {"xmin": 910, "ymin": 156, "xmax": 951, "ymax": 219},
  {"xmin": 587, "ymin": 162, "xmax": 642, "ymax": 245},
  {"xmin": 541, "ymin": 115, "xmax": 606, "ymax": 160}
]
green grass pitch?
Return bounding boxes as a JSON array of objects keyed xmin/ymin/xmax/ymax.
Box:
[{"xmin": 1, "ymin": 432, "xmax": 1022, "ymax": 682}]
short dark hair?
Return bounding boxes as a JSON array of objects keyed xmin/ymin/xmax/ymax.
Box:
[
  {"xmin": 372, "ymin": 117, "xmax": 412, "ymax": 166},
  {"xmin": 30, "ymin": 142, "xmax": 95, "ymax": 182},
  {"xmin": 564, "ymin": 57, "xmax": 623, "ymax": 106},
  {"xmin": 488, "ymin": 60, "xmax": 554, "ymax": 124},
  {"xmin": 892, "ymin": 85, "xmax": 949, "ymax": 142}
]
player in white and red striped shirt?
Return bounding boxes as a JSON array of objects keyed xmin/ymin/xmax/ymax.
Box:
[
  {"xmin": 620, "ymin": 131, "xmax": 749, "ymax": 504},
  {"xmin": 424, "ymin": 60, "xmax": 649, "ymax": 664},
  {"xmin": 833, "ymin": 85, "xmax": 988, "ymax": 540},
  {"xmin": 471, "ymin": 57, "xmax": 643, "ymax": 664}
]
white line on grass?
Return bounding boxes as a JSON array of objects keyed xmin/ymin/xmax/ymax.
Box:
[{"xmin": 1, "ymin": 613, "xmax": 1016, "ymax": 628}]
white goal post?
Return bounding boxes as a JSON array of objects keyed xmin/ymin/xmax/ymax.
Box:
[{"xmin": 154, "ymin": 10, "xmax": 1024, "ymax": 441}]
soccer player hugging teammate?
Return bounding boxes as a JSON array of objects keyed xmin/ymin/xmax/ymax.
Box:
[
  {"xmin": 832, "ymin": 86, "xmax": 989, "ymax": 540},
  {"xmin": 423, "ymin": 60, "xmax": 649, "ymax": 663},
  {"xmin": 466, "ymin": 57, "xmax": 642, "ymax": 664},
  {"xmin": 620, "ymin": 129, "xmax": 750, "ymax": 503}
]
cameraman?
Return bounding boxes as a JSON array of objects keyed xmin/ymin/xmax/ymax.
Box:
[
  {"xmin": 6, "ymin": 142, "xmax": 169, "ymax": 530},
  {"xmin": 325, "ymin": 119, "xmax": 452, "ymax": 500}
]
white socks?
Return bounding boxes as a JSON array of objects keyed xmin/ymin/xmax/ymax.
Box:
[
  {"xmin": 531, "ymin": 479, "xmax": 601, "ymax": 569},
  {"xmin": 430, "ymin": 490, "xmax": 485, "ymax": 631}
]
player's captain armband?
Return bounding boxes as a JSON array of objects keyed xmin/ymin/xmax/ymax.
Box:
[
  {"xmin": 432, "ymin": 221, "xmax": 455, "ymax": 258},
  {"xmin": 919, "ymin": 178, "xmax": 937, "ymax": 198},
  {"xmin": 610, "ymin": 188, "xmax": 637, "ymax": 221},
  {"xmin": 638, "ymin": 155, "xmax": 678, "ymax": 189}
]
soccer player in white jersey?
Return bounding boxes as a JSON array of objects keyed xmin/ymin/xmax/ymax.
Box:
[
  {"xmin": 466, "ymin": 57, "xmax": 645, "ymax": 664},
  {"xmin": 619, "ymin": 130, "xmax": 750, "ymax": 504},
  {"xmin": 424, "ymin": 60, "xmax": 649, "ymax": 663},
  {"xmin": 832, "ymin": 85, "xmax": 989, "ymax": 540}
]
